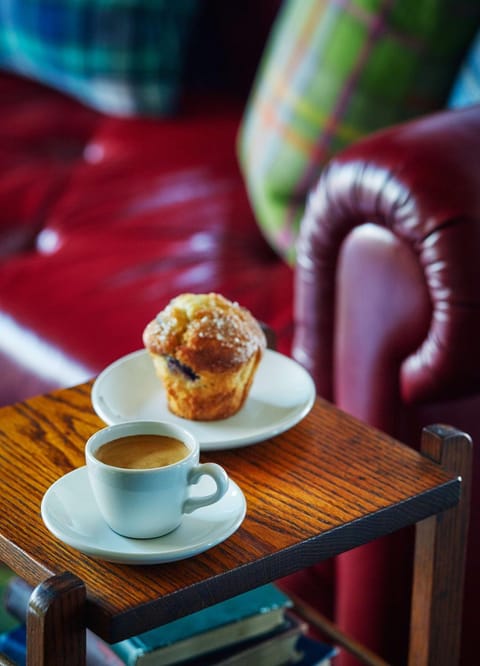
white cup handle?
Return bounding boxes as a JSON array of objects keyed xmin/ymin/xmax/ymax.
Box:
[{"xmin": 183, "ymin": 463, "xmax": 229, "ymax": 514}]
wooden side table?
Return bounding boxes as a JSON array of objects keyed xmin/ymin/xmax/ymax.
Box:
[{"xmin": 0, "ymin": 383, "xmax": 472, "ymax": 666}]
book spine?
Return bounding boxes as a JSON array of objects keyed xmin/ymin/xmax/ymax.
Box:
[
  {"xmin": 0, "ymin": 624, "xmax": 26, "ymax": 664},
  {"xmin": 110, "ymin": 640, "xmax": 141, "ymax": 666},
  {"xmin": 4, "ymin": 577, "xmax": 124, "ymax": 666},
  {"xmin": 3, "ymin": 577, "xmax": 31, "ymax": 624}
]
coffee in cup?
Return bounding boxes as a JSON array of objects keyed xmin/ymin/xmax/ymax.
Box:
[
  {"xmin": 95, "ymin": 434, "xmax": 190, "ymax": 469},
  {"xmin": 85, "ymin": 421, "xmax": 229, "ymax": 539}
]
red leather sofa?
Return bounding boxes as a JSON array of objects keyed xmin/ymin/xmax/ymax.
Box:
[
  {"xmin": 291, "ymin": 104, "xmax": 480, "ymax": 665},
  {"xmin": 1, "ymin": 4, "xmax": 478, "ymax": 665},
  {"xmin": 0, "ymin": 2, "xmax": 291, "ymax": 410}
]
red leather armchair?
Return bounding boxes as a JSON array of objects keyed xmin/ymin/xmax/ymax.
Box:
[{"xmin": 292, "ymin": 104, "xmax": 480, "ymax": 665}]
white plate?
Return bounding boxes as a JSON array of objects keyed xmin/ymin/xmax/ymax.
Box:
[
  {"xmin": 91, "ymin": 349, "xmax": 315, "ymax": 450},
  {"xmin": 41, "ymin": 467, "xmax": 246, "ymax": 565}
]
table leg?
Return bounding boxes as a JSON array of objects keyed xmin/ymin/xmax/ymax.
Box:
[
  {"xmin": 27, "ymin": 572, "xmax": 86, "ymax": 666},
  {"xmin": 409, "ymin": 425, "xmax": 473, "ymax": 666}
]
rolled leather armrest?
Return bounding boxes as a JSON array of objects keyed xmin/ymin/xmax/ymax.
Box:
[{"xmin": 294, "ymin": 104, "xmax": 480, "ymax": 404}]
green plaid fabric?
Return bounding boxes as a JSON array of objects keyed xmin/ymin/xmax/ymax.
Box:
[
  {"xmin": 238, "ymin": 0, "xmax": 480, "ymax": 264},
  {"xmin": 0, "ymin": 0, "xmax": 201, "ymax": 116}
]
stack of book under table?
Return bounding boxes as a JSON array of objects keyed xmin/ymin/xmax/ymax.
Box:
[{"xmin": 0, "ymin": 575, "xmax": 336, "ymax": 665}]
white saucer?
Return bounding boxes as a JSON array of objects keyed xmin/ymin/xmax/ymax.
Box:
[
  {"xmin": 91, "ymin": 349, "xmax": 316, "ymax": 450},
  {"xmin": 41, "ymin": 467, "xmax": 246, "ymax": 565}
]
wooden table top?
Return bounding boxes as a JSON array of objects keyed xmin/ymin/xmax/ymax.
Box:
[{"xmin": 0, "ymin": 383, "xmax": 459, "ymax": 643}]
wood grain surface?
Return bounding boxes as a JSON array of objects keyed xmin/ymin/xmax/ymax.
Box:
[{"xmin": 0, "ymin": 383, "xmax": 458, "ymax": 643}]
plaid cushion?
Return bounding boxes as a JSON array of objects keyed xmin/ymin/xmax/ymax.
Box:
[
  {"xmin": 448, "ymin": 28, "xmax": 480, "ymax": 108},
  {"xmin": 0, "ymin": 0, "xmax": 201, "ymax": 116},
  {"xmin": 238, "ymin": 0, "xmax": 480, "ymax": 264}
]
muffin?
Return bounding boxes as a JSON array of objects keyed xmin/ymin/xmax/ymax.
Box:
[{"xmin": 142, "ymin": 293, "xmax": 267, "ymax": 420}]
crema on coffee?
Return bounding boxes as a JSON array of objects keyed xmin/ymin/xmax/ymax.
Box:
[{"xmin": 95, "ymin": 434, "xmax": 189, "ymax": 469}]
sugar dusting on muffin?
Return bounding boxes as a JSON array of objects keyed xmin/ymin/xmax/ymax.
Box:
[{"xmin": 143, "ymin": 293, "xmax": 266, "ymax": 420}]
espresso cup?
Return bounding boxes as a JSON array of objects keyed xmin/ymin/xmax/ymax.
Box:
[{"xmin": 85, "ymin": 420, "xmax": 229, "ymax": 539}]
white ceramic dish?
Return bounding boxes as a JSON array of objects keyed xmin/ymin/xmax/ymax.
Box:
[
  {"xmin": 41, "ymin": 467, "xmax": 246, "ymax": 564},
  {"xmin": 91, "ymin": 349, "xmax": 316, "ymax": 450}
]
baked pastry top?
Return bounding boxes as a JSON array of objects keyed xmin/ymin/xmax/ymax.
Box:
[{"xmin": 143, "ymin": 292, "xmax": 266, "ymax": 374}]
